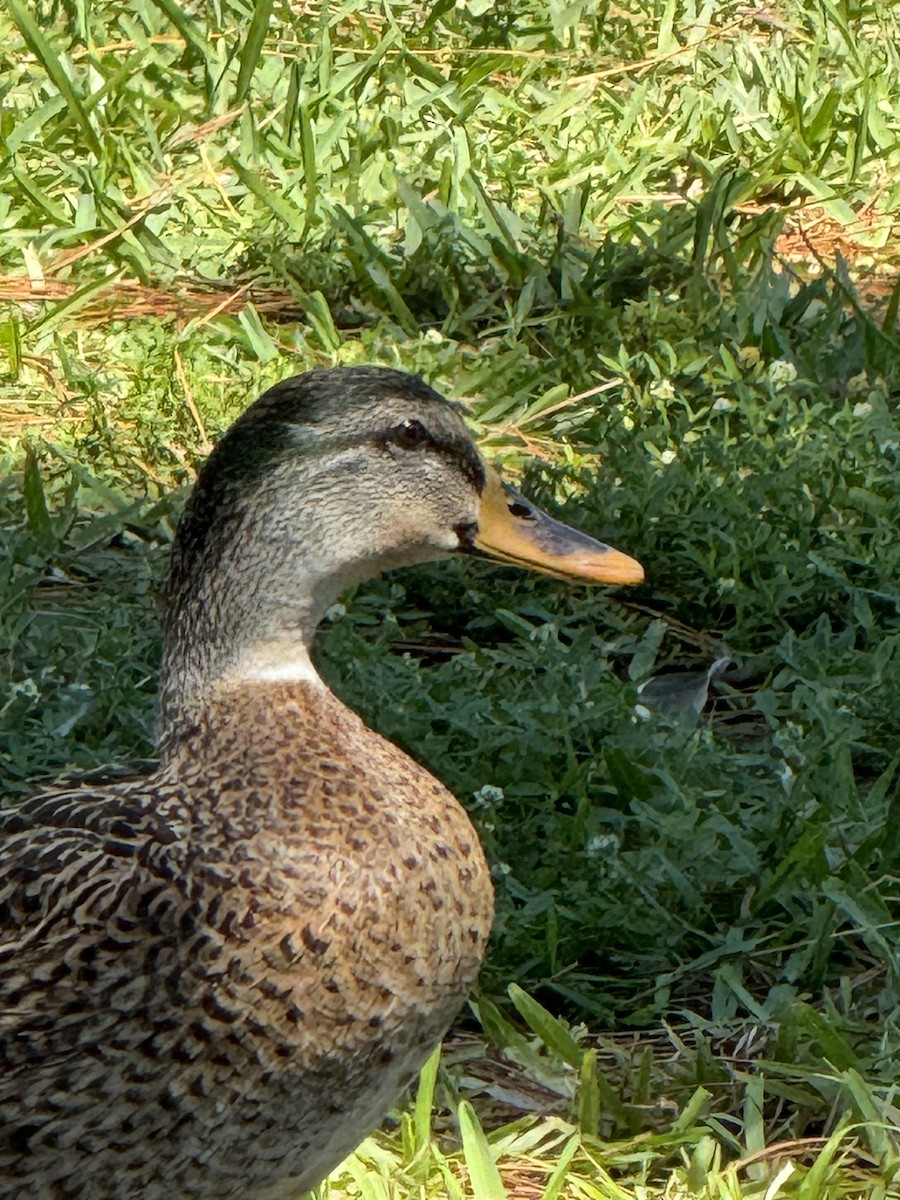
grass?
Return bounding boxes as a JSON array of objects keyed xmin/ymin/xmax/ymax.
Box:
[{"xmin": 2, "ymin": 0, "xmax": 900, "ymax": 1195}]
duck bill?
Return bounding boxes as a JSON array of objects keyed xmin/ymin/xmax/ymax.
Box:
[{"xmin": 473, "ymin": 467, "xmax": 644, "ymax": 585}]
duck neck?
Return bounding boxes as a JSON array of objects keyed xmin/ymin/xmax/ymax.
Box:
[
  {"xmin": 156, "ymin": 537, "xmax": 344, "ymax": 755},
  {"xmin": 155, "ymin": 436, "xmax": 453, "ymax": 753}
]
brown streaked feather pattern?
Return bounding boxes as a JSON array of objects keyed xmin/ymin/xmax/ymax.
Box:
[{"xmin": 1, "ymin": 681, "xmax": 492, "ymax": 1200}]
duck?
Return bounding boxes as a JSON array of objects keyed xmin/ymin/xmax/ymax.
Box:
[{"xmin": 0, "ymin": 366, "xmax": 643, "ymax": 1200}]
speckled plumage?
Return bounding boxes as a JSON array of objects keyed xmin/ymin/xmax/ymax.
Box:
[
  {"xmin": 1, "ymin": 367, "xmax": 641, "ymax": 1200},
  {"xmin": 1, "ymin": 682, "xmax": 490, "ymax": 1199}
]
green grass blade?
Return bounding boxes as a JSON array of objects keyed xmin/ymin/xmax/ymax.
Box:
[
  {"xmin": 508, "ymin": 984, "xmax": 583, "ymax": 1069},
  {"xmin": 296, "ymin": 290, "xmax": 341, "ymax": 353},
  {"xmin": 236, "ymin": 304, "xmax": 277, "ymax": 363},
  {"xmin": 22, "ymin": 445, "xmax": 53, "ymax": 544},
  {"xmin": 6, "ymin": 0, "xmax": 101, "ymax": 155},
  {"xmin": 282, "ymin": 59, "xmax": 300, "ymax": 145},
  {"xmin": 458, "ymin": 1101, "xmax": 507, "ymax": 1200},
  {"xmin": 147, "ymin": 0, "xmax": 212, "ymax": 62},
  {"xmin": 539, "ymin": 1133, "xmax": 580, "ymax": 1200},
  {"xmin": 298, "ymin": 103, "xmax": 319, "ymax": 229},
  {"xmin": 578, "ymin": 1050, "xmax": 600, "ymax": 1136},
  {"xmin": 796, "ymin": 1120, "xmax": 854, "ymax": 1199},
  {"xmin": 0, "ymin": 316, "xmax": 22, "ymax": 377},
  {"xmin": 882, "ymin": 278, "xmax": 900, "ymax": 335},
  {"xmin": 669, "ymin": 1086, "xmax": 713, "ymax": 1137},
  {"xmin": 741, "ymin": 1074, "xmax": 765, "ymax": 1156},
  {"xmin": 11, "ymin": 169, "xmax": 69, "ymax": 225},
  {"xmin": 234, "ymin": 0, "xmax": 274, "ymax": 105},
  {"xmin": 840, "ymin": 1069, "xmax": 896, "ymax": 1159},
  {"xmin": 413, "ymin": 1043, "xmax": 441, "ymax": 1153},
  {"xmin": 28, "ymin": 275, "xmax": 121, "ymax": 338},
  {"xmin": 228, "ymin": 158, "xmax": 305, "ymax": 234}
]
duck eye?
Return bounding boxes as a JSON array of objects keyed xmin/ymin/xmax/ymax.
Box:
[
  {"xmin": 388, "ymin": 419, "xmax": 430, "ymax": 450},
  {"xmin": 507, "ymin": 500, "xmax": 535, "ymax": 520}
]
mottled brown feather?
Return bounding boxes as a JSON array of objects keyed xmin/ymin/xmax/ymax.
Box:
[{"xmin": 1, "ymin": 681, "xmax": 492, "ymax": 1200}]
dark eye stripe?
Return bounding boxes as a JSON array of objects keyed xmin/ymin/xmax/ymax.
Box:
[{"xmin": 374, "ymin": 422, "xmax": 486, "ymax": 492}]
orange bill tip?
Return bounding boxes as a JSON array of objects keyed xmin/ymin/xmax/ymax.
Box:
[{"xmin": 473, "ymin": 468, "xmax": 644, "ymax": 586}]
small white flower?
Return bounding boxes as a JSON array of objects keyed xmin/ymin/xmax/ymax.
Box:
[
  {"xmin": 660, "ymin": 448, "xmax": 677, "ymax": 464},
  {"xmin": 853, "ymin": 401, "xmax": 873, "ymax": 417},
  {"xmin": 423, "ymin": 329, "xmax": 443, "ymax": 344},
  {"xmin": 712, "ymin": 397, "xmax": 735, "ymax": 412},
  {"xmin": 717, "ymin": 577, "xmax": 737, "ymax": 592},
  {"xmin": 778, "ymin": 761, "xmax": 794, "ymax": 790},
  {"xmin": 586, "ymin": 833, "xmax": 620, "ymax": 858},
  {"xmin": 767, "ymin": 358, "xmax": 798, "ymax": 388},
  {"xmin": 472, "ymin": 784, "xmax": 504, "ymax": 808},
  {"xmin": 11, "ymin": 678, "xmax": 39, "ymax": 698}
]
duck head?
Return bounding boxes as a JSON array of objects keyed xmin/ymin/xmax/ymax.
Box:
[{"xmin": 160, "ymin": 367, "xmax": 642, "ymax": 720}]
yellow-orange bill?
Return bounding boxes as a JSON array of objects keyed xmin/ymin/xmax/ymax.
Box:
[{"xmin": 473, "ymin": 467, "xmax": 644, "ymax": 585}]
